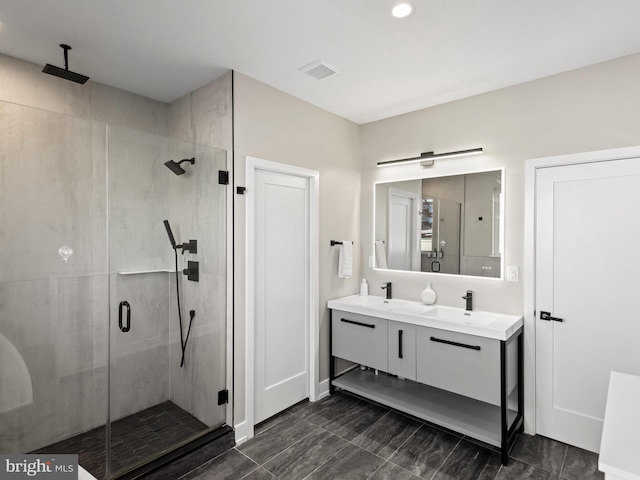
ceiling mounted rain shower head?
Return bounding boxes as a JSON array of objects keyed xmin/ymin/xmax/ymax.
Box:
[
  {"xmin": 164, "ymin": 158, "xmax": 195, "ymax": 175},
  {"xmin": 42, "ymin": 44, "xmax": 90, "ymax": 84}
]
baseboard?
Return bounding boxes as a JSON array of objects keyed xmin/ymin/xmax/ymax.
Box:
[
  {"xmin": 316, "ymin": 379, "xmax": 330, "ymax": 401},
  {"xmin": 233, "ymin": 420, "xmax": 252, "ymax": 446}
]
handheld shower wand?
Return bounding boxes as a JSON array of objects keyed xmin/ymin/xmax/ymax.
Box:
[
  {"xmin": 163, "ymin": 220, "xmax": 177, "ymax": 249},
  {"xmin": 163, "ymin": 220, "xmax": 197, "ymax": 254},
  {"xmin": 163, "ymin": 219, "xmax": 196, "ymax": 367}
]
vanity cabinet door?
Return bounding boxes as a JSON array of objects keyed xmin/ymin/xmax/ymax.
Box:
[
  {"xmin": 332, "ymin": 310, "xmax": 387, "ymax": 371},
  {"xmin": 388, "ymin": 322, "xmax": 416, "ymax": 381},
  {"xmin": 416, "ymin": 326, "xmax": 500, "ymax": 405}
]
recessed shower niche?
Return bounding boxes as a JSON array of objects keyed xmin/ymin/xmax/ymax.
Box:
[{"xmin": 0, "ymin": 102, "xmax": 229, "ymax": 479}]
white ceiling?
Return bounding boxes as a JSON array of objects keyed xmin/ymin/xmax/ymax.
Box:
[{"xmin": 2, "ymin": 1, "xmax": 640, "ymax": 124}]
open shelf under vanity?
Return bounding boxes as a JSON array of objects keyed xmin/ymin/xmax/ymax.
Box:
[{"xmin": 332, "ymin": 368, "xmax": 519, "ymax": 448}]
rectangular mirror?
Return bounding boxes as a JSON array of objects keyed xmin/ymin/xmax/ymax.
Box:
[{"xmin": 374, "ymin": 169, "xmax": 503, "ymax": 278}]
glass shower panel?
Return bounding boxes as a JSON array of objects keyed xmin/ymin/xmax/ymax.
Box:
[
  {"xmin": 107, "ymin": 126, "xmax": 227, "ymax": 477},
  {"xmin": 0, "ymin": 102, "xmax": 107, "ymax": 460}
]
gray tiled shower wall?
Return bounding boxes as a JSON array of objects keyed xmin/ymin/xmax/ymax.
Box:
[{"xmin": 0, "ymin": 99, "xmax": 226, "ymax": 453}]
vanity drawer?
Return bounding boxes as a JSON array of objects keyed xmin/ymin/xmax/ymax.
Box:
[
  {"xmin": 332, "ymin": 310, "xmax": 387, "ymax": 371},
  {"xmin": 416, "ymin": 326, "xmax": 500, "ymax": 405},
  {"xmin": 388, "ymin": 322, "xmax": 416, "ymax": 381}
]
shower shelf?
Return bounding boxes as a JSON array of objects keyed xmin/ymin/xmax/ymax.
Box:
[{"xmin": 117, "ymin": 269, "xmax": 176, "ymax": 275}]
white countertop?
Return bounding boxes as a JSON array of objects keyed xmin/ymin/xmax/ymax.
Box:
[
  {"xmin": 327, "ymin": 295, "xmax": 523, "ymax": 341},
  {"xmin": 599, "ymin": 371, "xmax": 640, "ymax": 480}
]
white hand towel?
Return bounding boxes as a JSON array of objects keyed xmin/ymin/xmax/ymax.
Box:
[
  {"xmin": 375, "ymin": 240, "xmax": 388, "ymax": 269},
  {"xmin": 338, "ymin": 241, "xmax": 353, "ymax": 278}
]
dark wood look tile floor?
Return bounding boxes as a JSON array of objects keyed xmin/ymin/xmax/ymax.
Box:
[
  {"xmin": 32, "ymin": 400, "xmax": 208, "ymax": 479},
  {"xmin": 176, "ymin": 392, "xmax": 604, "ymax": 480}
]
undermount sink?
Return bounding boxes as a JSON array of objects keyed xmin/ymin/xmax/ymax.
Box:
[
  {"xmin": 348, "ymin": 295, "xmax": 397, "ymax": 310},
  {"xmin": 421, "ymin": 306, "xmax": 496, "ymax": 326},
  {"xmin": 391, "ymin": 303, "xmax": 434, "ymax": 316},
  {"xmin": 349, "ymin": 296, "xmax": 433, "ymax": 315}
]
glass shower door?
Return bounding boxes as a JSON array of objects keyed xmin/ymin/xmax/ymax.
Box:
[
  {"xmin": 0, "ymin": 102, "xmax": 107, "ymax": 473},
  {"xmin": 107, "ymin": 125, "xmax": 227, "ymax": 477}
]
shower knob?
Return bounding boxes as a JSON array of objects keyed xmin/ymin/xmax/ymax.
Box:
[{"xmin": 183, "ymin": 261, "xmax": 199, "ymax": 282}]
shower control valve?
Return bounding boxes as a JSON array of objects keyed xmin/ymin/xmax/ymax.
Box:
[
  {"xmin": 183, "ymin": 261, "xmax": 199, "ymax": 282},
  {"xmin": 179, "ymin": 239, "xmax": 198, "ymax": 254}
]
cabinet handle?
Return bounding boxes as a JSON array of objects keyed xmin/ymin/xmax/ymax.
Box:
[
  {"xmin": 340, "ymin": 318, "xmax": 375, "ymax": 329},
  {"xmin": 430, "ymin": 336, "xmax": 480, "ymax": 351},
  {"xmin": 399, "ymin": 329, "xmax": 403, "ymax": 359}
]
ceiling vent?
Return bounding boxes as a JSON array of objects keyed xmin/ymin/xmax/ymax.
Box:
[{"xmin": 299, "ymin": 60, "xmax": 339, "ymax": 80}]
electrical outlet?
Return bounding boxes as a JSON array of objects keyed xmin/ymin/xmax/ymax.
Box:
[{"xmin": 507, "ymin": 266, "xmax": 519, "ymax": 282}]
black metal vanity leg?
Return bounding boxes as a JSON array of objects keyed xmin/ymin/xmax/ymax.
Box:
[
  {"xmin": 500, "ymin": 339, "xmax": 508, "ymax": 464},
  {"xmin": 518, "ymin": 332, "xmax": 524, "ymax": 420}
]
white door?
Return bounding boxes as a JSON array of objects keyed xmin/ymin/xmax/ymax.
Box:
[
  {"xmin": 388, "ymin": 189, "xmax": 419, "ymax": 271},
  {"xmin": 254, "ymin": 169, "xmax": 310, "ymax": 424},
  {"xmin": 535, "ymin": 157, "xmax": 640, "ymax": 452}
]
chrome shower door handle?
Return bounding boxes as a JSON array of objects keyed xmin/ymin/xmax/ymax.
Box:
[{"xmin": 119, "ymin": 300, "xmax": 131, "ymax": 332}]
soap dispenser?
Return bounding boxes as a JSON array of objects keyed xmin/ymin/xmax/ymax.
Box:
[
  {"xmin": 360, "ymin": 279, "xmax": 369, "ymax": 296},
  {"xmin": 421, "ymin": 282, "xmax": 437, "ymax": 305}
]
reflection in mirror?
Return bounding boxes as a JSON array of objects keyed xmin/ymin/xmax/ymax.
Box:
[{"xmin": 374, "ymin": 169, "xmax": 502, "ymax": 278}]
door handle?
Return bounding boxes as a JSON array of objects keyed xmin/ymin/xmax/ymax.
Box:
[
  {"xmin": 398, "ymin": 329, "xmax": 403, "ymax": 359},
  {"xmin": 540, "ymin": 311, "xmax": 563, "ymax": 322},
  {"xmin": 119, "ymin": 301, "xmax": 131, "ymax": 332}
]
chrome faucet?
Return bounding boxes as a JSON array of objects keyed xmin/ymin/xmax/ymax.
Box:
[
  {"xmin": 462, "ymin": 290, "xmax": 473, "ymax": 311},
  {"xmin": 381, "ymin": 282, "xmax": 392, "ymax": 300}
]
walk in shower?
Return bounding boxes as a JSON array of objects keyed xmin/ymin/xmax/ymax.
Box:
[{"xmin": 0, "ymin": 102, "xmax": 228, "ymax": 478}]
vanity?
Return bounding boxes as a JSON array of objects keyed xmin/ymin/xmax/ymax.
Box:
[{"xmin": 328, "ymin": 294, "xmax": 523, "ymax": 464}]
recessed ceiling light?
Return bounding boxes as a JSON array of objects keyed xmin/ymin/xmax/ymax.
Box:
[{"xmin": 391, "ymin": 2, "xmax": 414, "ymax": 18}]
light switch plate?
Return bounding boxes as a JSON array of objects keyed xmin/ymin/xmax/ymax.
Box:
[
  {"xmin": 507, "ymin": 266, "xmax": 519, "ymax": 282},
  {"xmin": 369, "ymin": 256, "xmax": 374, "ymax": 268}
]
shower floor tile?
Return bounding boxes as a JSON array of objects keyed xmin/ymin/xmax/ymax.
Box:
[{"xmin": 32, "ymin": 400, "xmax": 208, "ymax": 479}]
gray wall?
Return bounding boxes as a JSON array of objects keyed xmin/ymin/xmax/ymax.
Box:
[
  {"xmin": 232, "ymin": 73, "xmax": 362, "ymax": 427},
  {"xmin": 361, "ymin": 52, "xmax": 640, "ymax": 314}
]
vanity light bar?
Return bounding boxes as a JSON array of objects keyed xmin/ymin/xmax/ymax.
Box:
[{"xmin": 376, "ymin": 148, "xmax": 483, "ymax": 167}]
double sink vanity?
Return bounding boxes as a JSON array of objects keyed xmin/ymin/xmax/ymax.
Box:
[{"xmin": 328, "ymin": 293, "xmax": 523, "ymax": 464}]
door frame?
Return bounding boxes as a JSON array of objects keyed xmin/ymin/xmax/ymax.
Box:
[
  {"xmin": 524, "ymin": 144, "xmax": 640, "ymax": 435},
  {"xmin": 244, "ymin": 155, "xmax": 320, "ymax": 441},
  {"xmin": 387, "ymin": 187, "xmax": 420, "ymax": 271}
]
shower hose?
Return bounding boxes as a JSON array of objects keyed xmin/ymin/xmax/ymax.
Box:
[{"xmin": 173, "ymin": 247, "xmax": 195, "ymax": 368}]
